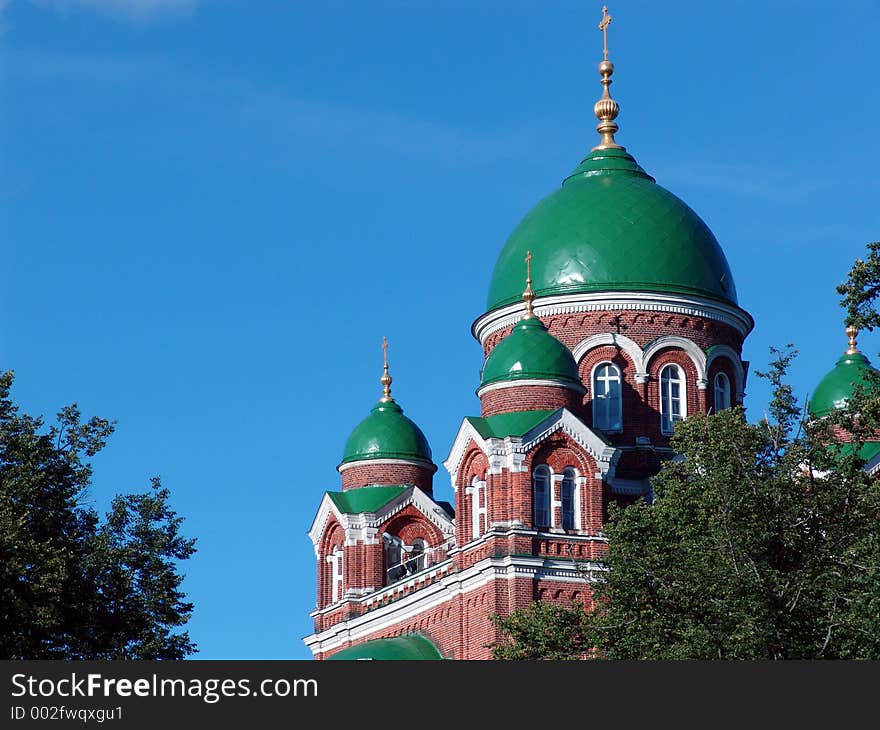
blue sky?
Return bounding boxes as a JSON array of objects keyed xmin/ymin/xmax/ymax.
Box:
[{"xmin": 2, "ymin": 1, "xmax": 878, "ymax": 660}]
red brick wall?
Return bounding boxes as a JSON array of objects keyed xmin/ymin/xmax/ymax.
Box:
[
  {"xmin": 340, "ymin": 461, "xmax": 435, "ymax": 494},
  {"xmin": 480, "ymin": 383, "xmax": 582, "ymax": 417}
]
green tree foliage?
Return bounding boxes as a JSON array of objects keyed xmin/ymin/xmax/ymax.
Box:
[
  {"xmin": 489, "ymin": 600, "xmax": 591, "ymax": 660},
  {"xmin": 837, "ymin": 241, "xmax": 880, "ymax": 331},
  {"xmin": 0, "ymin": 371, "xmax": 197, "ymax": 659}
]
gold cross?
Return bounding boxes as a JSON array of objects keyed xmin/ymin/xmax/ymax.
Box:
[
  {"xmin": 525, "ymin": 250, "xmax": 533, "ymax": 284},
  {"xmin": 382, "ymin": 335, "xmax": 389, "ymax": 369},
  {"xmin": 599, "ymin": 5, "xmax": 612, "ymax": 61}
]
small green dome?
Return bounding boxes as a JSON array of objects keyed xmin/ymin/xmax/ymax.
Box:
[
  {"xmin": 486, "ymin": 148, "xmax": 738, "ymax": 312},
  {"xmin": 809, "ymin": 350, "xmax": 878, "ymax": 418},
  {"xmin": 341, "ymin": 399, "xmax": 433, "ymax": 466},
  {"xmin": 480, "ymin": 316, "xmax": 580, "ymax": 388}
]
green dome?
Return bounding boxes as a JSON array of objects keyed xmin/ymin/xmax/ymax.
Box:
[
  {"xmin": 809, "ymin": 350, "xmax": 878, "ymax": 418},
  {"xmin": 480, "ymin": 315, "xmax": 580, "ymax": 388},
  {"xmin": 486, "ymin": 148, "xmax": 738, "ymax": 311},
  {"xmin": 341, "ymin": 399, "xmax": 433, "ymax": 466}
]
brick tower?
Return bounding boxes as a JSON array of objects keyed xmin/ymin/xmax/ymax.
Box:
[{"xmin": 304, "ymin": 10, "xmax": 753, "ymax": 660}]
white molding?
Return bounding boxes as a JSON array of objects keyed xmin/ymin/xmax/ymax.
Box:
[
  {"xmin": 476, "ymin": 378, "xmax": 585, "ymax": 398},
  {"xmin": 472, "ymin": 291, "xmax": 754, "ymax": 344},
  {"xmin": 572, "ymin": 332, "xmax": 645, "ymax": 373},
  {"xmin": 337, "ymin": 457, "xmax": 436, "ymax": 474},
  {"xmin": 643, "ymin": 335, "xmax": 708, "ymax": 383}
]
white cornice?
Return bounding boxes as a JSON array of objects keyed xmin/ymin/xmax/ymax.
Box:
[
  {"xmin": 472, "ymin": 291, "xmax": 754, "ymax": 344},
  {"xmin": 476, "ymin": 378, "xmax": 586, "ymax": 398},
  {"xmin": 337, "ymin": 457, "xmax": 436, "ymax": 474}
]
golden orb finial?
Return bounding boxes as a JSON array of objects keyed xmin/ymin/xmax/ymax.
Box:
[
  {"xmin": 380, "ymin": 336, "xmax": 394, "ymax": 402},
  {"xmin": 846, "ymin": 325, "xmax": 860, "ymax": 355},
  {"xmin": 592, "ymin": 5, "xmax": 624, "ymax": 152},
  {"xmin": 522, "ymin": 250, "xmax": 536, "ymax": 318}
]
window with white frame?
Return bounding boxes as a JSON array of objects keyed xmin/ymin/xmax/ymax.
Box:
[
  {"xmin": 327, "ymin": 544, "xmax": 344, "ymax": 603},
  {"xmin": 532, "ymin": 464, "xmax": 551, "ymax": 528},
  {"xmin": 469, "ymin": 476, "xmax": 486, "ymax": 539},
  {"xmin": 592, "ymin": 362, "xmax": 623, "ymax": 431},
  {"xmin": 714, "ymin": 372, "xmax": 731, "ymax": 411},
  {"xmin": 561, "ymin": 468, "xmax": 577, "ymax": 530},
  {"xmin": 660, "ymin": 364, "xmax": 686, "ymax": 435}
]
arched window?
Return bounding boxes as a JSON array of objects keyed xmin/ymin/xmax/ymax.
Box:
[
  {"xmin": 561, "ymin": 468, "xmax": 577, "ymax": 530},
  {"xmin": 532, "ymin": 465, "xmax": 551, "ymax": 528},
  {"xmin": 327, "ymin": 544, "xmax": 344, "ymax": 603},
  {"xmin": 660, "ymin": 364, "xmax": 686, "ymax": 435},
  {"xmin": 714, "ymin": 372, "xmax": 731, "ymax": 411},
  {"xmin": 592, "ymin": 362, "xmax": 622, "ymax": 431},
  {"xmin": 469, "ymin": 476, "xmax": 486, "ymax": 539}
]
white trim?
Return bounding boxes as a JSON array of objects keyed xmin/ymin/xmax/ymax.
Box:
[
  {"xmin": 659, "ymin": 363, "xmax": 687, "ymax": 435},
  {"xmin": 476, "ymin": 378, "xmax": 585, "ymax": 398},
  {"xmin": 337, "ymin": 457, "xmax": 436, "ymax": 474},
  {"xmin": 643, "ymin": 335, "xmax": 708, "ymax": 386},
  {"xmin": 572, "ymin": 332, "xmax": 645, "ymax": 373},
  {"xmin": 472, "ymin": 291, "xmax": 754, "ymax": 344},
  {"xmin": 706, "ymin": 344, "xmax": 746, "ymax": 400}
]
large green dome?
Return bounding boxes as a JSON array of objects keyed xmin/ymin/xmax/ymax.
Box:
[
  {"xmin": 341, "ymin": 399, "xmax": 433, "ymax": 466},
  {"xmin": 481, "ymin": 315, "xmax": 580, "ymax": 388},
  {"xmin": 809, "ymin": 350, "xmax": 878, "ymax": 418},
  {"xmin": 486, "ymin": 148, "xmax": 738, "ymax": 311}
]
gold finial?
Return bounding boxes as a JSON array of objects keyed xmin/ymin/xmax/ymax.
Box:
[
  {"xmin": 846, "ymin": 325, "xmax": 860, "ymax": 355},
  {"xmin": 380, "ymin": 336, "xmax": 394, "ymax": 402},
  {"xmin": 522, "ymin": 250, "xmax": 535, "ymax": 318},
  {"xmin": 592, "ymin": 5, "xmax": 624, "ymax": 152},
  {"xmin": 599, "ymin": 5, "xmax": 612, "ymax": 61}
]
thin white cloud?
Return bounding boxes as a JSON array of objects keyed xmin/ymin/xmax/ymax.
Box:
[{"xmin": 31, "ymin": 0, "xmax": 198, "ymax": 23}]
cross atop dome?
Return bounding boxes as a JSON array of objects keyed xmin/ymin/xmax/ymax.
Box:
[
  {"xmin": 593, "ymin": 4, "xmax": 623, "ymax": 151},
  {"xmin": 380, "ymin": 336, "xmax": 394, "ymax": 402}
]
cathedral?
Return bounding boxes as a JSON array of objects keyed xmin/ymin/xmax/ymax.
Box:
[{"xmin": 302, "ymin": 10, "xmax": 875, "ymax": 660}]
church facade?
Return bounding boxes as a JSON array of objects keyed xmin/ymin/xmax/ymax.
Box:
[{"xmin": 302, "ymin": 16, "xmax": 758, "ymax": 660}]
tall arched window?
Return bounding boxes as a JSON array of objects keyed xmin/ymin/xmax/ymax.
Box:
[
  {"xmin": 592, "ymin": 362, "xmax": 622, "ymax": 431},
  {"xmin": 561, "ymin": 468, "xmax": 577, "ymax": 530},
  {"xmin": 714, "ymin": 372, "xmax": 731, "ymax": 411},
  {"xmin": 532, "ymin": 465, "xmax": 551, "ymax": 528},
  {"xmin": 327, "ymin": 544, "xmax": 344, "ymax": 603},
  {"xmin": 660, "ymin": 364, "xmax": 686, "ymax": 435}
]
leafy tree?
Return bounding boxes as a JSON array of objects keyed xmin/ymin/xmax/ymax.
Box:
[
  {"xmin": 0, "ymin": 371, "xmax": 196, "ymax": 659},
  {"xmin": 489, "ymin": 600, "xmax": 591, "ymax": 660}
]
